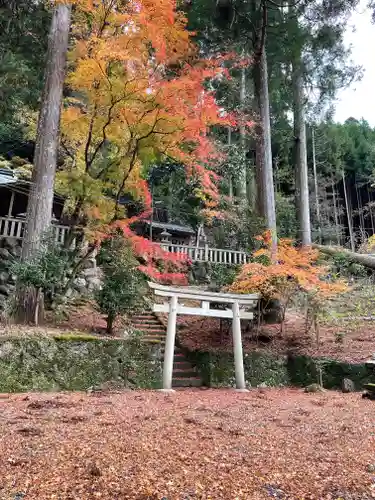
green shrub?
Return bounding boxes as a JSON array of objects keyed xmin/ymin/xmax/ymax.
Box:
[
  {"xmin": 330, "ymin": 252, "xmax": 367, "ymax": 278},
  {"xmin": 95, "ymin": 236, "xmax": 146, "ymax": 334},
  {"xmin": 210, "ymin": 263, "xmax": 240, "ymax": 288},
  {"xmin": 10, "ymin": 235, "xmax": 76, "ymax": 309}
]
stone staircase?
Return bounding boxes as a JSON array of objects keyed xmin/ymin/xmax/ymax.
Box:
[{"xmin": 130, "ymin": 313, "xmax": 202, "ymax": 388}]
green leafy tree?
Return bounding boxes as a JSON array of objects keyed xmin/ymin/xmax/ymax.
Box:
[
  {"xmin": 148, "ymin": 160, "xmax": 203, "ymax": 229},
  {"xmin": 0, "ymin": 0, "xmax": 50, "ymax": 153},
  {"xmin": 96, "ymin": 237, "xmax": 147, "ymax": 334}
]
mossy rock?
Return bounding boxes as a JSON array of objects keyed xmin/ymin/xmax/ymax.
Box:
[{"xmin": 304, "ymin": 383, "xmax": 325, "ymax": 393}]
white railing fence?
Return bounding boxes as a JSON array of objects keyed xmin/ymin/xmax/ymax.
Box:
[
  {"xmin": 161, "ymin": 243, "xmax": 249, "ymax": 265},
  {"xmin": 0, "ymin": 216, "xmax": 249, "ymax": 264},
  {"xmin": 0, "ymin": 216, "xmax": 71, "ymax": 246}
]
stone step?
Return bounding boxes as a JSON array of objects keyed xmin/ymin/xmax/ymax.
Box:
[
  {"xmin": 160, "ymin": 354, "xmax": 189, "ymax": 363},
  {"xmin": 133, "ymin": 325, "xmax": 163, "ymax": 331},
  {"xmin": 172, "ymin": 377, "xmax": 202, "ymax": 388},
  {"xmin": 138, "ymin": 335, "xmax": 165, "ymax": 341},
  {"xmin": 134, "ymin": 327, "xmax": 166, "ymax": 334},
  {"xmin": 142, "ymin": 336, "xmax": 165, "ymax": 341},
  {"xmin": 173, "ymin": 369, "xmax": 198, "ymax": 378},
  {"xmin": 132, "ymin": 322, "xmax": 164, "ymax": 327},
  {"xmin": 174, "ymin": 361, "xmax": 194, "ymax": 370},
  {"xmin": 131, "ymin": 318, "xmax": 162, "ymax": 324},
  {"xmin": 159, "ymin": 351, "xmax": 189, "ymax": 362},
  {"xmin": 138, "ymin": 327, "xmax": 202, "ymax": 386},
  {"xmin": 160, "ymin": 345, "xmax": 182, "ymax": 352},
  {"xmin": 173, "ymin": 349, "xmax": 184, "ymax": 355},
  {"xmin": 131, "ymin": 315, "xmax": 158, "ymax": 321},
  {"xmin": 157, "ymin": 344, "xmax": 185, "ymax": 357},
  {"xmin": 132, "ymin": 321, "xmax": 163, "ymax": 327},
  {"xmin": 141, "ymin": 338, "xmax": 164, "ymax": 345}
]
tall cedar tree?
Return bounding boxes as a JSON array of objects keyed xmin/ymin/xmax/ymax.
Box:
[{"xmin": 16, "ymin": 3, "xmax": 72, "ymax": 324}]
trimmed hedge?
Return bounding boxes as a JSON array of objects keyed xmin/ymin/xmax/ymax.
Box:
[
  {"xmin": 187, "ymin": 350, "xmax": 372, "ymax": 390},
  {"xmin": 0, "ymin": 336, "xmax": 162, "ymax": 392}
]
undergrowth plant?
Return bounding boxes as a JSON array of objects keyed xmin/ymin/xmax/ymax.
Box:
[
  {"xmin": 210, "ymin": 263, "xmax": 240, "ymax": 289},
  {"xmin": 10, "ymin": 236, "xmax": 78, "ymax": 324},
  {"xmin": 95, "ymin": 236, "xmax": 147, "ymax": 334},
  {"xmin": 229, "ymin": 232, "xmax": 347, "ymax": 335},
  {"xmin": 329, "ymin": 252, "xmax": 367, "ymax": 279}
]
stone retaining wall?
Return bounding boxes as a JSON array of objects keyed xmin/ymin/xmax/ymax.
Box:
[
  {"xmin": 187, "ymin": 350, "xmax": 372, "ymax": 390},
  {"xmin": 0, "ymin": 335, "xmax": 162, "ymax": 392}
]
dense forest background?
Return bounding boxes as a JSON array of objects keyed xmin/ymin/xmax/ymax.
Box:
[{"xmin": 2, "ymin": 0, "xmax": 375, "ymax": 253}]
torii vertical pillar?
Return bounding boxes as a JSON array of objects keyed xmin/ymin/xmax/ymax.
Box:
[
  {"xmin": 162, "ymin": 295, "xmax": 178, "ymax": 391},
  {"xmin": 232, "ymin": 301, "xmax": 247, "ymax": 391}
]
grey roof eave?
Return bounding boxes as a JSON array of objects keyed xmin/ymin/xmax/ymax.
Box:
[
  {"xmin": 143, "ymin": 220, "xmax": 195, "ymax": 235},
  {"xmin": 0, "ymin": 179, "xmax": 65, "ymax": 204},
  {"xmin": 0, "ymin": 174, "xmax": 17, "ymax": 186}
]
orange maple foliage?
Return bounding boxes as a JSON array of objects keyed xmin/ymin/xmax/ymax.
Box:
[
  {"xmin": 57, "ymin": 0, "xmax": 238, "ymax": 282},
  {"xmin": 229, "ymin": 232, "xmax": 347, "ymax": 302}
]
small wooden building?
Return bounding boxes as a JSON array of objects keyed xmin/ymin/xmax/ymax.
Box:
[
  {"xmin": 119, "ymin": 196, "xmax": 196, "ymax": 245},
  {"xmin": 0, "ymin": 169, "xmax": 69, "ymax": 244}
]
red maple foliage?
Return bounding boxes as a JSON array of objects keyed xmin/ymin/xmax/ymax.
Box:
[{"xmin": 58, "ymin": 0, "xmax": 244, "ymax": 282}]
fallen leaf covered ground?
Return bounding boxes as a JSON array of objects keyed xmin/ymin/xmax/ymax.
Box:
[{"xmin": 1, "ymin": 389, "xmax": 375, "ymax": 499}]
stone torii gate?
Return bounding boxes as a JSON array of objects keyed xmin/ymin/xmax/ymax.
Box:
[{"xmin": 148, "ymin": 282, "xmax": 259, "ymax": 391}]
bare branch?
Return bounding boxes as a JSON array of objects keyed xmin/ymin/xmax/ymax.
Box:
[{"xmin": 84, "ymin": 103, "xmax": 98, "ymax": 172}]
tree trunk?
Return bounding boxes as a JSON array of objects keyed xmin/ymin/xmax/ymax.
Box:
[
  {"xmin": 15, "ymin": 287, "xmax": 45, "ymax": 326},
  {"xmin": 342, "ymin": 170, "xmax": 355, "ymax": 251},
  {"xmin": 106, "ymin": 314, "xmax": 115, "ymax": 335},
  {"xmin": 168, "ymin": 172, "xmax": 173, "ymax": 218},
  {"xmin": 338, "ymin": 200, "xmax": 343, "ymax": 242},
  {"xmin": 22, "ymin": 4, "xmax": 71, "ymax": 258},
  {"xmin": 253, "ymin": 45, "xmax": 277, "ymax": 252},
  {"xmin": 367, "ymin": 184, "xmax": 375, "ymax": 235},
  {"xmin": 293, "ymin": 61, "xmax": 311, "ymax": 246},
  {"xmin": 311, "ymin": 127, "xmax": 322, "ymax": 244},
  {"xmin": 237, "ymin": 66, "xmax": 247, "ymax": 201},
  {"xmin": 16, "ymin": 4, "xmax": 71, "ymax": 324},
  {"xmin": 322, "ymin": 186, "xmax": 331, "ymax": 245},
  {"xmin": 355, "ymin": 177, "xmax": 365, "ymax": 241},
  {"xmin": 227, "ymin": 127, "xmax": 233, "ymax": 200},
  {"xmin": 331, "ymin": 176, "xmax": 340, "ymax": 245},
  {"xmin": 313, "ymin": 244, "xmax": 375, "ymax": 270}
]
